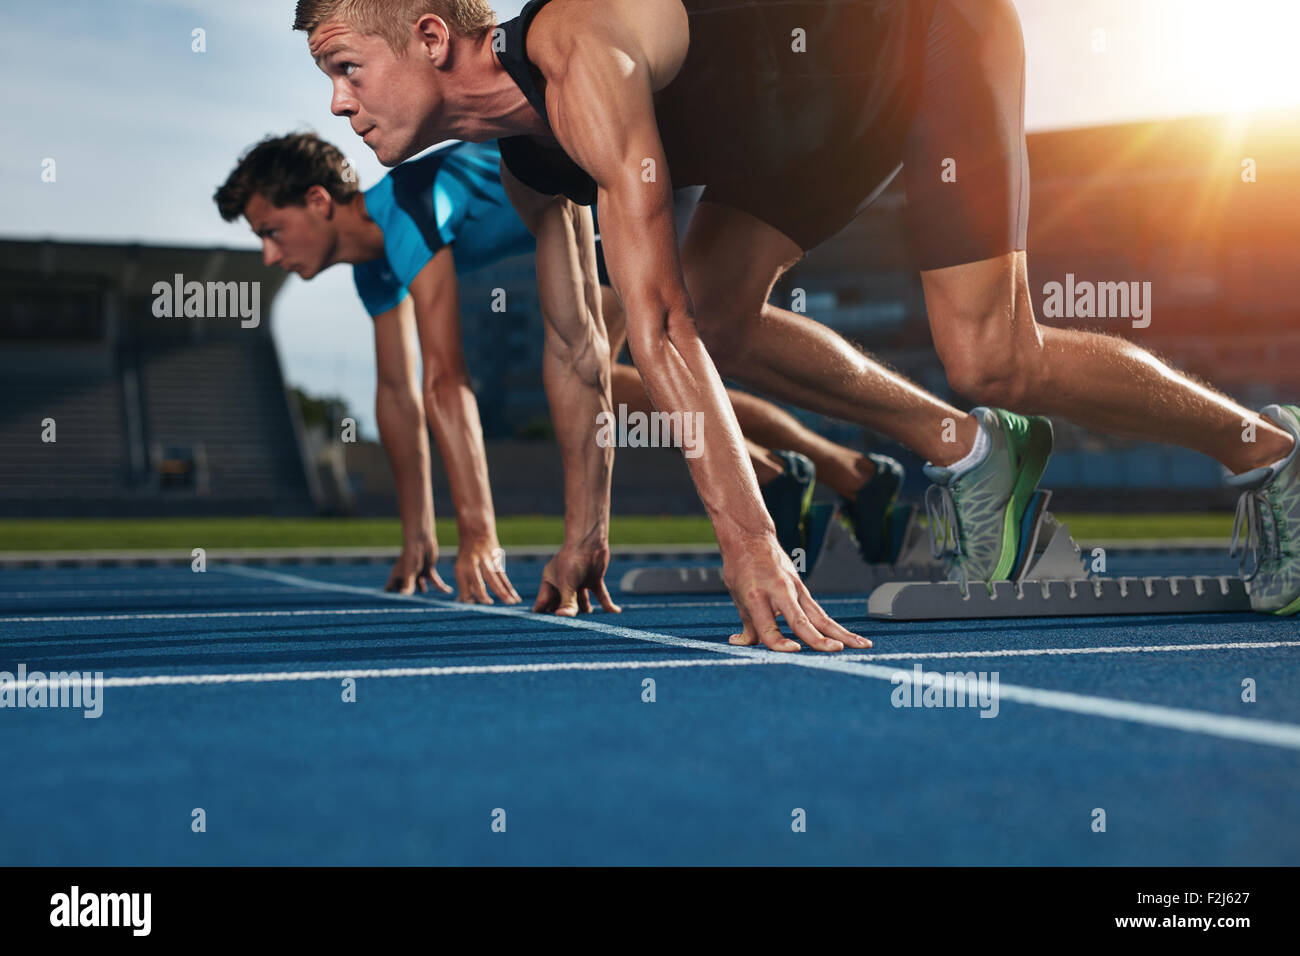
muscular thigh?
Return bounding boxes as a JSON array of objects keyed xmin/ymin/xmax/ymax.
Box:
[
  {"xmin": 903, "ymin": 0, "xmax": 1030, "ymax": 271},
  {"xmin": 679, "ymin": 200, "xmax": 802, "ymax": 321}
]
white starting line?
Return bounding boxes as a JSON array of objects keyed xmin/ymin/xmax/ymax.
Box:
[
  {"xmin": 7, "ymin": 563, "xmax": 1299, "ymax": 751},
  {"xmin": 3, "ymin": 656, "xmax": 764, "ymax": 690},
  {"xmin": 0, "ymin": 606, "xmax": 468, "ymax": 625},
  {"xmin": 0, "ymin": 586, "xmax": 302, "ymax": 600},
  {"xmin": 0, "ymin": 597, "xmax": 867, "ymax": 625},
  {"xmin": 215, "ymin": 566, "xmax": 1300, "ymax": 751},
  {"xmin": 11, "ymin": 640, "xmax": 1297, "ymax": 692}
]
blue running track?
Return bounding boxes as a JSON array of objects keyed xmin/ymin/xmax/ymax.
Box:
[{"xmin": 1, "ymin": 552, "xmax": 1297, "ymax": 865}]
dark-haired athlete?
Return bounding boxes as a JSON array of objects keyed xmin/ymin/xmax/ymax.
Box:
[
  {"xmin": 293, "ymin": 0, "xmax": 1299, "ymax": 648},
  {"xmin": 216, "ymin": 133, "xmax": 901, "ymax": 602}
]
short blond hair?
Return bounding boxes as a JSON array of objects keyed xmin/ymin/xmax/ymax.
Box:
[{"xmin": 293, "ymin": 0, "xmax": 496, "ymax": 52}]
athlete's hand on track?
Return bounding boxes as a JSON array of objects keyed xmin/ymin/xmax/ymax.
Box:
[
  {"xmin": 722, "ymin": 535, "xmax": 871, "ymax": 652},
  {"xmin": 454, "ymin": 532, "xmax": 521, "ymax": 605},
  {"xmin": 385, "ymin": 534, "xmax": 453, "ymax": 596},
  {"xmin": 533, "ymin": 542, "xmax": 621, "ymax": 617}
]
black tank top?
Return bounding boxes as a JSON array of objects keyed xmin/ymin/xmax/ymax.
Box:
[{"xmin": 494, "ymin": 0, "xmax": 934, "ymax": 204}]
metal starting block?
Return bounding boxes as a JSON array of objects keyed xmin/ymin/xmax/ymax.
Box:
[
  {"xmin": 868, "ymin": 574, "xmax": 1251, "ymax": 620},
  {"xmin": 868, "ymin": 490, "xmax": 1252, "ymax": 620},
  {"xmin": 618, "ymin": 503, "xmax": 944, "ymax": 596}
]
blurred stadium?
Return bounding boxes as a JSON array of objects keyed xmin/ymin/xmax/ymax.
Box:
[{"xmin": 3, "ymin": 112, "xmax": 1296, "ymax": 526}]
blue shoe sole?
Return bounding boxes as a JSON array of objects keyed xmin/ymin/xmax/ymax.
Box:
[{"xmin": 1009, "ymin": 490, "xmax": 1049, "ymax": 581}]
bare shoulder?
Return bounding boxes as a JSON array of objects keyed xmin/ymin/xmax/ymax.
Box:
[{"xmin": 529, "ymin": 0, "xmax": 689, "ymax": 90}]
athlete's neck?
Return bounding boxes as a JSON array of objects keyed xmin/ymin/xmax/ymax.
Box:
[
  {"xmin": 328, "ymin": 193, "xmax": 386, "ymax": 266},
  {"xmin": 439, "ymin": 29, "xmax": 551, "ymax": 141}
]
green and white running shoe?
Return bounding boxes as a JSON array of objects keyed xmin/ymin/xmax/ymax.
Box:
[
  {"xmin": 923, "ymin": 407, "xmax": 1054, "ymax": 588},
  {"xmin": 1227, "ymin": 404, "xmax": 1300, "ymax": 616}
]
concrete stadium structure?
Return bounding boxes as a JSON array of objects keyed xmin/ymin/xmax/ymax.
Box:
[{"xmin": 0, "ymin": 240, "xmax": 319, "ymax": 516}]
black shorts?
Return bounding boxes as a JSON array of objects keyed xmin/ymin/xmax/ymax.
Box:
[{"xmin": 695, "ymin": 0, "xmax": 1030, "ymax": 270}]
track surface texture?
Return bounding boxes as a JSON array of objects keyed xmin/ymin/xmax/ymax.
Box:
[{"xmin": 1, "ymin": 552, "xmax": 1296, "ymax": 865}]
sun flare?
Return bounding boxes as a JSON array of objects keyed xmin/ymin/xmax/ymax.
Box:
[{"xmin": 1148, "ymin": 0, "xmax": 1300, "ymax": 117}]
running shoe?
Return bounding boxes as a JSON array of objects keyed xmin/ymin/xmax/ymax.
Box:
[
  {"xmin": 762, "ymin": 450, "xmax": 816, "ymax": 563},
  {"xmin": 840, "ymin": 453, "xmax": 905, "ymax": 563},
  {"xmin": 923, "ymin": 407, "xmax": 1054, "ymax": 588},
  {"xmin": 1228, "ymin": 404, "xmax": 1300, "ymax": 616}
]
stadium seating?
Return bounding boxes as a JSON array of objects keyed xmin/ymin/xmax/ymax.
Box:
[
  {"xmin": 0, "ymin": 345, "xmax": 127, "ymax": 500},
  {"xmin": 136, "ymin": 337, "xmax": 313, "ymax": 506},
  {"xmin": 0, "ymin": 239, "xmax": 316, "ymax": 517}
]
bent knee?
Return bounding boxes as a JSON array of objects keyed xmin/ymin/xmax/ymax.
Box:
[
  {"xmin": 945, "ymin": 364, "xmax": 1033, "ymax": 409},
  {"xmin": 691, "ymin": 296, "xmax": 758, "ymax": 374},
  {"xmin": 608, "ymin": 362, "xmax": 644, "ymax": 406},
  {"xmin": 935, "ymin": 317, "xmax": 1045, "ymax": 408},
  {"xmin": 928, "ymin": 270, "xmax": 1043, "ymax": 408},
  {"xmin": 938, "ymin": 333, "xmax": 1042, "ymax": 410}
]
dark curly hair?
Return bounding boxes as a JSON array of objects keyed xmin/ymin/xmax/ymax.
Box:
[{"xmin": 214, "ymin": 132, "xmax": 360, "ymax": 222}]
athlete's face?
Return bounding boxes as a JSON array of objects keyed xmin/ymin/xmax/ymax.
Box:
[
  {"xmin": 308, "ymin": 19, "xmax": 449, "ymax": 167},
  {"xmin": 244, "ymin": 190, "xmax": 337, "ymax": 280}
]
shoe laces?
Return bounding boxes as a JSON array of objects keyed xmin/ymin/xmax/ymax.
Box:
[
  {"xmin": 925, "ymin": 482, "xmax": 961, "ymax": 561},
  {"xmin": 1230, "ymin": 487, "xmax": 1278, "ymax": 581},
  {"xmin": 926, "ymin": 482, "xmax": 977, "ymax": 595}
]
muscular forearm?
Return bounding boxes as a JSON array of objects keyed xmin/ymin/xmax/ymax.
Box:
[
  {"xmin": 545, "ymin": 327, "xmax": 614, "ymax": 547},
  {"xmin": 626, "ymin": 299, "xmax": 775, "ymax": 549},
  {"xmin": 376, "ymin": 383, "xmax": 434, "ymax": 537},
  {"xmin": 522, "ymin": 197, "xmax": 614, "ymax": 550},
  {"xmin": 423, "ymin": 376, "xmax": 498, "ymax": 538}
]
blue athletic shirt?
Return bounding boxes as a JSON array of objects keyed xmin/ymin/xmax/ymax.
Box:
[{"xmin": 352, "ymin": 140, "xmax": 536, "ymax": 317}]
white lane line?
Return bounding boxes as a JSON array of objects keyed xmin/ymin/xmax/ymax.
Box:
[
  {"xmin": 0, "ymin": 587, "xmax": 300, "ymax": 599},
  {"xmin": 880, "ymin": 667, "xmax": 1300, "ymax": 751},
  {"xmin": 0, "ymin": 598, "xmax": 868, "ymax": 624},
  {"xmin": 3, "ymin": 657, "xmax": 762, "ymax": 690},
  {"xmin": 221, "ymin": 565, "xmax": 421, "ymax": 600},
  {"xmin": 0, "ymin": 607, "xmax": 468, "ymax": 625},
  {"xmin": 844, "ymin": 641, "xmax": 1300, "ymax": 662},
  {"xmin": 219, "ymin": 565, "xmax": 1300, "ymax": 751}
]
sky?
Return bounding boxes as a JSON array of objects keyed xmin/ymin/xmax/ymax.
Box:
[{"xmin": 3, "ymin": 0, "xmax": 1298, "ymax": 436}]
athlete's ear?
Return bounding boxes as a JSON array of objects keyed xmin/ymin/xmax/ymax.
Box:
[
  {"xmin": 303, "ymin": 184, "xmax": 334, "ymax": 217},
  {"xmin": 412, "ymin": 13, "xmax": 451, "ymax": 65}
]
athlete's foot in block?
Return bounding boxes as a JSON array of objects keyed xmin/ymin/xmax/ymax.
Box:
[
  {"xmin": 815, "ymin": 449, "xmax": 878, "ymax": 501},
  {"xmin": 750, "ymin": 442, "xmax": 785, "ymax": 486},
  {"xmin": 923, "ymin": 407, "xmax": 1053, "ymax": 587},
  {"xmin": 533, "ymin": 542, "xmax": 621, "ymax": 616},
  {"xmin": 840, "ymin": 453, "xmax": 905, "ymax": 564},
  {"xmin": 722, "ymin": 534, "xmax": 870, "ymax": 652},
  {"xmin": 1228, "ymin": 404, "xmax": 1300, "ymax": 615},
  {"xmin": 759, "ymin": 451, "xmax": 817, "ymax": 561}
]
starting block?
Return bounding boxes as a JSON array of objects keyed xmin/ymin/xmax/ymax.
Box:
[
  {"xmin": 868, "ymin": 490, "xmax": 1252, "ymax": 620},
  {"xmin": 618, "ymin": 502, "xmax": 944, "ymax": 595}
]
